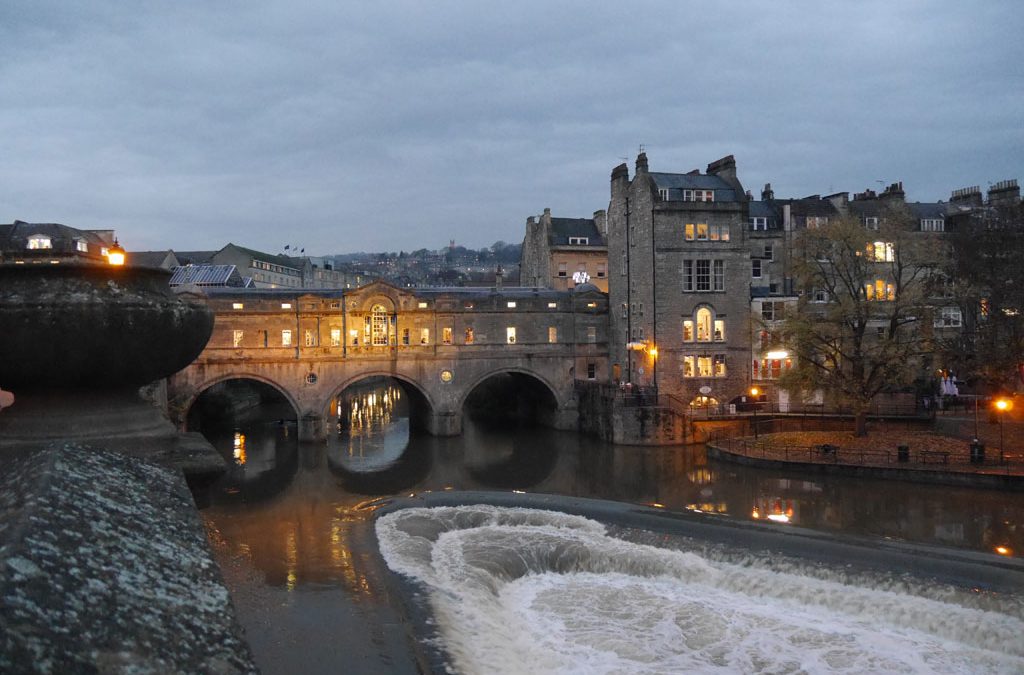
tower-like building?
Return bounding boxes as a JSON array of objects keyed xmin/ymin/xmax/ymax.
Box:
[{"xmin": 607, "ymin": 153, "xmax": 752, "ymax": 408}]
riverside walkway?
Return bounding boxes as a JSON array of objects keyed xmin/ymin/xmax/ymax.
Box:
[{"xmin": 708, "ymin": 428, "xmax": 1024, "ymax": 490}]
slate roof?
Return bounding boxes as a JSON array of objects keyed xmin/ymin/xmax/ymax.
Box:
[
  {"xmin": 549, "ymin": 218, "xmax": 605, "ymax": 246},
  {"xmin": 650, "ymin": 172, "xmax": 739, "ymax": 201},
  {"xmin": 0, "ymin": 221, "xmax": 113, "ymax": 261},
  {"xmin": 908, "ymin": 202, "xmax": 948, "ymax": 220},
  {"xmin": 220, "ymin": 243, "xmax": 303, "ymax": 270},
  {"xmin": 127, "ymin": 250, "xmax": 178, "ymax": 268},
  {"xmin": 172, "ymin": 250, "xmax": 217, "ymax": 265}
]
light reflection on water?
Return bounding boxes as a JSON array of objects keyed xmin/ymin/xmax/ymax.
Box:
[{"xmin": 195, "ymin": 383, "xmax": 1024, "ymax": 674}]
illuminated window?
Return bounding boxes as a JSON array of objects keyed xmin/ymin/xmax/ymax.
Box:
[
  {"xmin": 714, "ymin": 319, "xmax": 725, "ymax": 341},
  {"xmin": 696, "ymin": 307, "xmax": 713, "ymax": 342},
  {"xmin": 281, "ymin": 302, "xmax": 292, "ymax": 309},
  {"xmin": 442, "ymin": 327, "xmax": 453, "ymax": 345},
  {"xmin": 349, "ymin": 329, "xmax": 359, "ymax": 345},
  {"xmin": 420, "ymin": 328, "xmax": 430, "ymax": 344},
  {"xmin": 683, "ymin": 356, "xmax": 695, "ymax": 377},
  {"xmin": 465, "ymin": 327, "xmax": 475, "ymax": 344},
  {"xmin": 418, "ymin": 301, "xmax": 428, "ymax": 309},
  {"xmin": 865, "ymin": 280, "xmax": 895, "ymax": 301},
  {"xmin": 330, "ymin": 329, "xmax": 341, "ymax": 347},
  {"xmin": 304, "ymin": 329, "xmax": 316, "ymax": 347},
  {"xmin": 232, "ymin": 330, "xmax": 243, "ymax": 348},
  {"xmin": 232, "ymin": 302, "xmax": 244, "ymax": 310},
  {"xmin": 27, "ymin": 235, "xmax": 52, "ymax": 250},
  {"xmin": 714, "ymin": 354, "xmax": 727, "ymax": 377},
  {"xmin": 696, "ymin": 223, "xmax": 709, "ymax": 240},
  {"xmin": 867, "ymin": 241, "xmax": 894, "ymax": 262},
  {"xmin": 697, "ymin": 355, "xmax": 713, "ymax": 377},
  {"xmin": 371, "ymin": 304, "xmax": 388, "ymax": 345},
  {"xmin": 548, "ymin": 302, "xmax": 558, "ymax": 309},
  {"xmin": 507, "ymin": 301, "xmax": 517, "ymax": 308},
  {"xmin": 75, "ymin": 239, "xmax": 88, "ymax": 252},
  {"xmin": 281, "ymin": 330, "xmax": 293, "ymax": 347},
  {"xmin": 506, "ymin": 327, "xmax": 517, "ymax": 344},
  {"xmin": 685, "ymin": 223, "xmax": 695, "ymax": 241},
  {"xmin": 683, "ymin": 320, "xmax": 694, "ymax": 342},
  {"xmin": 709, "ymin": 224, "xmax": 729, "ymax": 241}
]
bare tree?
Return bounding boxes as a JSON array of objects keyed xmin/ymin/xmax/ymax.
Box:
[{"xmin": 780, "ymin": 210, "xmax": 942, "ymax": 435}]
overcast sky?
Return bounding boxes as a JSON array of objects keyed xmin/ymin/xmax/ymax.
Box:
[{"xmin": 2, "ymin": 1, "xmax": 1021, "ymax": 256}]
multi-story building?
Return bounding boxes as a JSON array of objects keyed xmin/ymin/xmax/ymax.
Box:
[
  {"xmin": 520, "ymin": 208, "xmax": 609, "ymax": 292},
  {"xmin": 607, "ymin": 153, "xmax": 752, "ymax": 408}
]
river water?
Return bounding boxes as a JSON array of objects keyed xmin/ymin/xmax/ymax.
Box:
[{"xmin": 194, "ymin": 381, "xmax": 1024, "ymax": 674}]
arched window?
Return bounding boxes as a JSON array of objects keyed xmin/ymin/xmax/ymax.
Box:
[
  {"xmin": 696, "ymin": 307, "xmax": 713, "ymax": 341},
  {"xmin": 371, "ymin": 304, "xmax": 389, "ymax": 345}
]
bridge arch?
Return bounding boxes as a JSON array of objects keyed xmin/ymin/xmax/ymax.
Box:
[
  {"xmin": 459, "ymin": 366, "xmax": 570, "ymax": 429},
  {"xmin": 179, "ymin": 372, "xmax": 301, "ymax": 430},
  {"xmin": 321, "ymin": 371, "xmax": 438, "ymax": 434}
]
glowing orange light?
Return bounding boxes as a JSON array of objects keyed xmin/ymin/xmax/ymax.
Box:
[
  {"xmin": 995, "ymin": 398, "xmax": 1013, "ymax": 412},
  {"xmin": 750, "ymin": 387, "xmax": 759, "ymax": 397},
  {"xmin": 995, "ymin": 546, "xmax": 1012, "ymax": 556},
  {"xmin": 107, "ymin": 239, "xmax": 126, "ymax": 266}
]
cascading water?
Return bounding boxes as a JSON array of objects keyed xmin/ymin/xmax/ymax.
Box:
[{"xmin": 377, "ymin": 505, "xmax": 1024, "ymax": 675}]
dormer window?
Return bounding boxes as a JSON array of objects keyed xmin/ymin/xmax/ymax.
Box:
[
  {"xmin": 658, "ymin": 188, "xmax": 670, "ymax": 201},
  {"xmin": 568, "ymin": 236, "xmax": 589, "ymax": 245},
  {"xmin": 75, "ymin": 239, "xmax": 89, "ymax": 252},
  {"xmin": 681, "ymin": 189, "xmax": 715, "ymax": 202},
  {"xmin": 864, "ymin": 217, "xmax": 879, "ymax": 230},
  {"xmin": 27, "ymin": 235, "xmax": 52, "ymax": 250},
  {"xmin": 749, "ymin": 217, "xmax": 768, "ymax": 231},
  {"xmin": 921, "ymin": 218, "xmax": 944, "ymax": 232}
]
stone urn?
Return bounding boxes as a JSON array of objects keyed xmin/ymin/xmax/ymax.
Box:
[{"xmin": 0, "ymin": 263, "xmax": 222, "ymax": 474}]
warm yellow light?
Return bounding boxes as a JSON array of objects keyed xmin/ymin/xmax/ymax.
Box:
[
  {"xmin": 649, "ymin": 346, "xmax": 658, "ymax": 359},
  {"xmin": 995, "ymin": 398, "xmax": 1013, "ymax": 412},
  {"xmin": 107, "ymin": 239, "xmax": 126, "ymax": 266},
  {"xmin": 765, "ymin": 350, "xmax": 789, "ymax": 359},
  {"xmin": 767, "ymin": 514, "xmax": 791, "ymax": 523},
  {"xmin": 750, "ymin": 387, "xmax": 760, "ymax": 397},
  {"xmin": 995, "ymin": 545, "xmax": 1012, "ymax": 556}
]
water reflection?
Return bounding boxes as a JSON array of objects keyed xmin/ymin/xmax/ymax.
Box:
[
  {"xmin": 195, "ymin": 380, "xmax": 1024, "ymax": 674},
  {"xmin": 331, "ymin": 378, "xmax": 408, "ymax": 471}
]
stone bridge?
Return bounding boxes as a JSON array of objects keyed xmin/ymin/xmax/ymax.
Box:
[{"xmin": 167, "ymin": 281, "xmax": 610, "ymax": 440}]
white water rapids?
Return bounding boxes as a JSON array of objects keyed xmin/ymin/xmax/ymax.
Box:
[{"xmin": 376, "ymin": 505, "xmax": 1024, "ymax": 674}]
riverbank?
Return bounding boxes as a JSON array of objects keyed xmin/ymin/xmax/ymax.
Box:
[{"xmin": 708, "ymin": 430, "xmax": 1024, "ymax": 490}]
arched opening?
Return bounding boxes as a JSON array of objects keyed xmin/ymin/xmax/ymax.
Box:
[
  {"xmin": 459, "ymin": 371, "xmax": 563, "ymax": 489},
  {"xmin": 325, "ymin": 375, "xmax": 433, "ymax": 475},
  {"xmin": 186, "ymin": 378, "xmax": 299, "ymax": 504},
  {"xmin": 462, "ymin": 371, "xmax": 560, "ymax": 428}
]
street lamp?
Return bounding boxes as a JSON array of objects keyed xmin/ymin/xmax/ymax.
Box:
[
  {"xmin": 750, "ymin": 386, "xmax": 760, "ymax": 439},
  {"xmin": 994, "ymin": 398, "xmax": 1013, "ymax": 464},
  {"xmin": 107, "ymin": 239, "xmax": 126, "ymax": 266}
]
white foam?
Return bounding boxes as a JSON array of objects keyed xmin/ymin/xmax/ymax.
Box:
[{"xmin": 376, "ymin": 506, "xmax": 1024, "ymax": 674}]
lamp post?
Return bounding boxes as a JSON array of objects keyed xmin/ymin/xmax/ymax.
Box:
[
  {"xmin": 750, "ymin": 386, "xmax": 760, "ymax": 439},
  {"xmin": 995, "ymin": 398, "xmax": 1012, "ymax": 464}
]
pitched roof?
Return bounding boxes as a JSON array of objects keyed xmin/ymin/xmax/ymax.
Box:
[
  {"xmin": 169, "ymin": 264, "xmax": 244, "ymax": 287},
  {"xmin": 650, "ymin": 172, "xmax": 739, "ymax": 201},
  {"xmin": 548, "ymin": 218, "xmax": 605, "ymax": 246}
]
